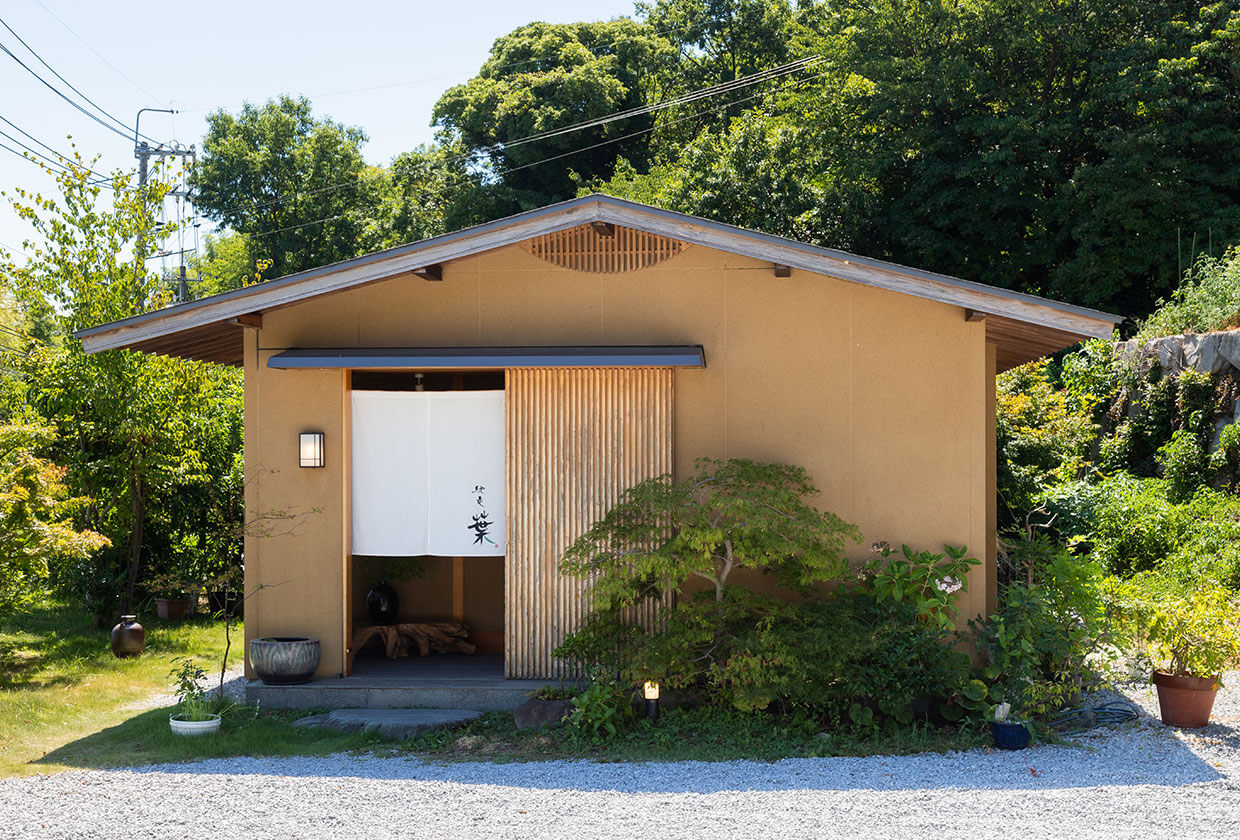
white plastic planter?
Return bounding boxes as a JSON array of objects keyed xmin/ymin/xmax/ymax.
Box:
[{"xmin": 169, "ymin": 713, "xmax": 222, "ymax": 736}]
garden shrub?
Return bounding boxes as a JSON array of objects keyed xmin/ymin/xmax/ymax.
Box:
[
  {"xmin": 1136, "ymin": 246, "xmax": 1240, "ymax": 340},
  {"xmin": 0, "ymin": 423, "xmax": 109, "ymax": 616},
  {"xmin": 566, "ymin": 591, "xmax": 977, "ymax": 731},
  {"xmin": 1210, "ymin": 421, "xmax": 1240, "ymax": 491},
  {"xmin": 1081, "ymin": 475, "xmax": 1187, "ymax": 576},
  {"xmin": 996, "ymin": 360, "xmax": 1099, "ymax": 526},
  {"xmin": 1049, "ymin": 473, "xmax": 1240, "ymax": 590},
  {"xmin": 1158, "ymin": 429, "xmax": 1209, "ymax": 502},
  {"xmin": 556, "ymin": 460, "xmax": 984, "ymax": 733},
  {"xmin": 972, "ymin": 541, "xmax": 1107, "ymax": 716},
  {"xmin": 566, "ymin": 673, "xmax": 635, "ymax": 743},
  {"xmin": 856, "ymin": 543, "xmax": 979, "ymax": 632}
]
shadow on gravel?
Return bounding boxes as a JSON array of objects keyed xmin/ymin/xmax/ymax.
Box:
[{"xmin": 122, "ymin": 723, "xmax": 1226, "ymax": 794}]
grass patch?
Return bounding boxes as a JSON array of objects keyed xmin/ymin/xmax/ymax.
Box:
[
  {"xmin": 405, "ymin": 706, "xmax": 989, "ymax": 763},
  {"xmin": 35, "ymin": 705, "xmax": 389, "ymax": 771},
  {"xmin": 2, "ymin": 602, "xmax": 990, "ymax": 774},
  {"xmin": 0, "ymin": 601, "xmax": 383, "ymax": 777}
]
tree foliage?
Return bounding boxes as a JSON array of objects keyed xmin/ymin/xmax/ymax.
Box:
[
  {"xmin": 0, "ymin": 423, "xmax": 108, "ymax": 616},
  {"xmin": 190, "ymin": 95, "xmax": 374, "ymax": 279},
  {"xmin": 561, "ymin": 458, "xmax": 861, "ymax": 607},
  {"xmin": 2, "ymin": 156, "xmax": 243, "ymax": 622},
  {"xmin": 179, "ymin": 3, "xmax": 1240, "ymax": 321},
  {"xmin": 596, "ymin": 0, "xmax": 1240, "ymax": 317},
  {"xmin": 433, "ymin": 19, "xmax": 676, "ymax": 211}
]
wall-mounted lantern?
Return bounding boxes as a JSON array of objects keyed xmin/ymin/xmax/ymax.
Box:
[{"xmin": 299, "ymin": 432, "xmax": 325, "ymax": 468}]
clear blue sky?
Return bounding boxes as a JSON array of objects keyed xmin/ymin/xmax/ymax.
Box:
[{"xmin": 0, "ymin": 0, "xmax": 639, "ymax": 262}]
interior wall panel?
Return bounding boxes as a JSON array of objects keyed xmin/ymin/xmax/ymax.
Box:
[{"xmin": 505, "ymin": 368, "xmax": 673, "ymax": 679}]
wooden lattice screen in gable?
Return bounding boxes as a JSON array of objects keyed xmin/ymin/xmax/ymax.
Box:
[{"xmin": 520, "ymin": 223, "xmax": 686, "ymax": 273}]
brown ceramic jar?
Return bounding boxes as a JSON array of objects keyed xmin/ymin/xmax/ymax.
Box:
[{"xmin": 110, "ymin": 615, "xmax": 145, "ymax": 658}]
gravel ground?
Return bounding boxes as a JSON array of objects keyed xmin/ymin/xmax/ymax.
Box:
[{"xmin": 2, "ymin": 673, "xmax": 1238, "ymax": 840}]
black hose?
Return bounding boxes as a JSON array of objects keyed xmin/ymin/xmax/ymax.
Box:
[{"xmin": 1048, "ymin": 700, "xmax": 1140, "ymax": 732}]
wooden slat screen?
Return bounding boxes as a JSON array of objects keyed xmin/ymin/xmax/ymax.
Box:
[
  {"xmin": 505, "ymin": 368, "xmax": 673, "ymax": 679},
  {"xmin": 520, "ymin": 224, "xmax": 685, "ymax": 273}
]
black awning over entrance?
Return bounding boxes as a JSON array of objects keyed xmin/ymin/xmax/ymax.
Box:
[{"xmin": 267, "ymin": 345, "xmax": 706, "ymax": 369}]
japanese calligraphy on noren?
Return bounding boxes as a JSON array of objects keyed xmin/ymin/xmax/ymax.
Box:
[{"xmin": 468, "ymin": 484, "xmax": 497, "ymax": 546}]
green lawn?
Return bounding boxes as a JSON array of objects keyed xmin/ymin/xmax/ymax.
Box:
[
  {"xmin": 406, "ymin": 707, "xmax": 989, "ymax": 763},
  {"xmin": 0, "ymin": 603, "xmax": 382, "ymax": 777},
  {"xmin": 1, "ymin": 603, "xmax": 988, "ymax": 776}
]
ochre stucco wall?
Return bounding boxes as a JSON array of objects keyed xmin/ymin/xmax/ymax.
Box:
[{"xmin": 243, "ymin": 242, "xmax": 996, "ymax": 677}]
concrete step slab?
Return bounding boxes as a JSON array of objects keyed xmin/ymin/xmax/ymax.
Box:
[
  {"xmin": 247, "ymin": 679, "xmax": 547, "ymax": 711},
  {"xmin": 292, "ymin": 707, "xmax": 482, "ymax": 740}
]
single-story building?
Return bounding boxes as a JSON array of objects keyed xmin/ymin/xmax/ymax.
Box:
[{"xmin": 78, "ymin": 195, "xmax": 1121, "ymax": 681}]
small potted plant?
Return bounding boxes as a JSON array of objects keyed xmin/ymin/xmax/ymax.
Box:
[
  {"xmin": 169, "ymin": 657, "xmax": 222, "ymax": 736},
  {"xmin": 990, "ymin": 701, "xmax": 1032, "ymax": 750},
  {"xmin": 1109, "ymin": 577, "xmax": 1240, "ymax": 728}
]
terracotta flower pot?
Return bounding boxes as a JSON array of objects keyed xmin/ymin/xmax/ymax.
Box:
[
  {"xmin": 1152, "ymin": 671, "xmax": 1220, "ymax": 728},
  {"xmin": 156, "ymin": 597, "xmax": 191, "ymax": 620},
  {"xmin": 249, "ymin": 636, "xmax": 320, "ymax": 685}
]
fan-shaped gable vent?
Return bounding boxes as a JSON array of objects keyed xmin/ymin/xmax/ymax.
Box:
[{"xmin": 520, "ymin": 223, "xmax": 686, "ymax": 273}]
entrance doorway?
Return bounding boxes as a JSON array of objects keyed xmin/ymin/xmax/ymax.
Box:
[{"xmin": 348, "ymin": 370, "xmax": 505, "ymax": 675}]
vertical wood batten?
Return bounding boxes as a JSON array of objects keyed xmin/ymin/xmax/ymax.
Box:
[{"xmin": 505, "ymin": 368, "xmax": 673, "ymax": 679}]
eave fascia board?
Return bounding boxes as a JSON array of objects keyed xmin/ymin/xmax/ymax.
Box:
[
  {"xmin": 77, "ymin": 194, "xmax": 1122, "ymax": 354},
  {"xmin": 78, "ymin": 200, "xmax": 608, "ymax": 354},
  {"xmin": 589, "ymin": 200, "xmax": 1123, "ymax": 339}
]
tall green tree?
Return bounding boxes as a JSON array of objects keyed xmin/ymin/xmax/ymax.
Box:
[
  {"xmin": 637, "ymin": 0, "xmax": 802, "ymax": 141},
  {"xmin": 807, "ymin": 0, "xmax": 1240, "ymax": 315},
  {"xmin": 3, "ymin": 156, "xmax": 243, "ymax": 622},
  {"xmin": 359, "ymin": 142, "xmax": 483, "ymax": 250},
  {"xmin": 190, "ymin": 95, "xmax": 376, "ymax": 279},
  {"xmin": 433, "ymin": 20, "xmax": 675, "ymax": 212},
  {"xmin": 600, "ymin": 111, "xmax": 831, "ymax": 242},
  {"xmin": 599, "ymin": 0, "xmax": 1240, "ymax": 318}
]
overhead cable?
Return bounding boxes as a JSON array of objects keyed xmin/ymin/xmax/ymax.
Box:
[
  {"xmin": 0, "ymin": 16, "xmax": 157, "ymax": 144},
  {"xmin": 0, "ymin": 41, "xmax": 132, "ymax": 141},
  {"xmin": 30, "ymin": 0, "xmax": 160, "ymax": 102},
  {"xmin": 246, "ymin": 67, "xmax": 829, "ymax": 241},
  {"xmin": 220, "ymin": 56, "xmax": 822, "ymax": 221}
]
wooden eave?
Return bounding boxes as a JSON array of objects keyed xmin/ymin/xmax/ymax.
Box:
[{"xmin": 75, "ymin": 195, "xmax": 1122, "ymax": 371}]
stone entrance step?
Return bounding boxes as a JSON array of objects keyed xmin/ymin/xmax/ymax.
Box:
[
  {"xmin": 292, "ymin": 708, "xmax": 482, "ymax": 739},
  {"xmin": 247, "ymin": 676, "xmax": 549, "ymax": 711}
]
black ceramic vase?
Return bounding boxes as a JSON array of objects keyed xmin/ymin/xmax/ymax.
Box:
[{"xmin": 367, "ymin": 579, "xmax": 399, "ymax": 625}]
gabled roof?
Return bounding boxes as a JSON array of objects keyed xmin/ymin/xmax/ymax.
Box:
[{"xmin": 76, "ymin": 194, "xmax": 1122, "ymax": 371}]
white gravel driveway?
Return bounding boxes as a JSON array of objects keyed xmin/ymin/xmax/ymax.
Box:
[{"xmin": 2, "ymin": 676, "xmax": 1237, "ymax": 840}]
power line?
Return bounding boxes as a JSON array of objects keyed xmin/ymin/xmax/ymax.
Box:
[
  {"xmin": 215, "ymin": 57, "xmax": 822, "ymax": 223},
  {"xmin": 0, "ymin": 114, "xmax": 117, "ymax": 181},
  {"xmin": 247, "ymin": 67, "xmax": 830, "ymax": 241},
  {"xmin": 29, "ymin": 0, "xmax": 160, "ymax": 102},
  {"xmin": 494, "ymin": 56, "xmax": 821, "ymax": 153},
  {"xmin": 0, "ymin": 127, "xmax": 72, "ymax": 171},
  {"xmin": 178, "ymin": 19, "xmax": 703, "ymax": 111},
  {"xmin": 0, "ymin": 115, "xmax": 66, "ymax": 162},
  {"xmin": 0, "ymin": 41, "xmax": 132, "ymax": 141},
  {"xmin": 0, "ymin": 131, "xmax": 137, "ymax": 193},
  {"xmin": 0, "ymin": 137, "xmax": 69, "ymax": 173},
  {"xmin": 0, "ymin": 15, "xmax": 156, "ymax": 144}
]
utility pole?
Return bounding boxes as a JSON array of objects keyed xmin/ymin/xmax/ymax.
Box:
[{"xmin": 134, "ymin": 108, "xmax": 197, "ymax": 301}]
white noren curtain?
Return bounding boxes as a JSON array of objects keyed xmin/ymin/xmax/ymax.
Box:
[{"xmin": 351, "ymin": 390, "xmax": 504, "ymax": 557}]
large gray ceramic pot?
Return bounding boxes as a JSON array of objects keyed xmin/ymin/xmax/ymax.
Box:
[{"xmin": 249, "ymin": 636, "xmax": 320, "ymax": 685}]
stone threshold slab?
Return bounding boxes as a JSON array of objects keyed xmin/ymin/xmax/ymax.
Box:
[{"xmin": 292, "ymin": 708, "xmax": 482, "ymax": 739}]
